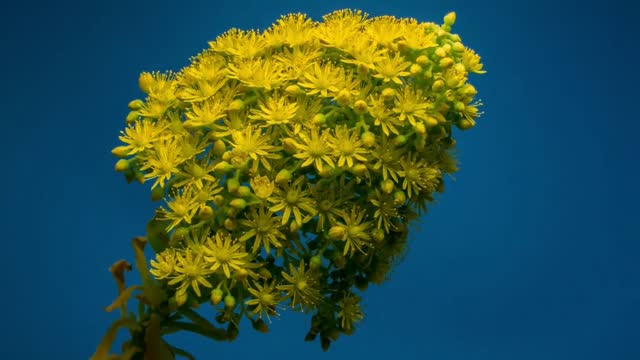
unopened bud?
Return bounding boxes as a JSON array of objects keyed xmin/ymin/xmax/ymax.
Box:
[
  {"xmin": 114, "ymin": 159, "xmax": 130, "ymax": 172},
  {"xmin": 252, "ymin": 319, "xmax": 269, "ymax": 333},
  {"xmin": 127, "ymin": 99, "xmax": 145, "ymax": 110},
  {"xmin": 227, "ymin": 99, "xmax": 245, "ymax": 111},
  {"xmin": 457, "ymin": 118, "xmax": 476, "ymax": 130},
  {"xmin": 214, "ymin": 161, "xmax": 232, "ymax": 176},
  {"xmin": 410, "ymin": 63, "xmax": 422, "ymax": 75},
  {"xmin": 310, "ymin": 255, "xmax": 323, "ymax": 270},
  {"xmin": 211, "ymin": 288, "xmax": 223, "ymax": 305},
  {"xmin": 439, "ymin": 57, "xmax": 454, "ymax": 68},
  {"xmin": 432, "ymin": 79, "xmax": 445, "ymax": 92},
  {"xmin": 435, "ymin": 47, "xmax": 446, "ymax": 58},
  {"xmin": 199, "ymin": 205, "xmax": 214, "ymax": 220},
  {"xmin": 227, "ymin": 178, "xmax": 240, "ymax": 193},
  {"xmin": 125, "ymin": 111, "xmax": 139, "ymax": 124},
  {"xmin": 275, "ymin": 169, "xmax": 292, "ymax": 185},
  {"xmin": 312, "ymin": 113, "xmax": 326, "ymax": 125},
  {"xmin": 361, "ymin": 131, "xmax": 375, "ymax": 147},
  {"xmin": 353, "ymin": 100, "xmax": 368, "ymax": 114},
  {"xmin": 213, "ymin": 139, "xmax": 226, "ymax": 156},
  {"xmin": 236, "ymin": 186, "xmax": 251, "ymax": 198},
  {"xmin": 381, "ymin": 179, "xmax": 395, "ymax": 194},
  {"xmin": 443, "ymin": 12, "xmax": 456, "ymax": 26},
  {"xmin": 138, "ymin": 72, "xmax": 154, "ymax": 94},
  {"xmin": 329, "ymin": 225, "xmax": 346, "ymax": 240},
  {"xmin": 151, "ymin": 185, "xmax": 165, "ymax": 202},
  {"xmin": 224, "ymin": 294, "xmax": 236, "ymax": 309},
  {"xmin": 393, "ymin": 190, "xmax": 406, "ymax": 205},
  {"xmin": 111, "ymin": 146, "xmax": 129, "ymax": 158},
  {"xmin": 234, "ymin": 268, "xmax": 248, "ymax": 282},
  {"xmin": 415, "ymin": 55, "xmax": 430, "ymax": 65},
  {"xmin": 351, "ymin": 164, "xmax": 368, "ymax": 177},
  {"xmin": 285, "ymin": 84, "xmax": 301, "ymax": 96},
  {"xmin": 393, "ymin": 135, "xmax": 407, "ymax": 146},
  {"xmin": 224, "ymin": 218, "xmax": 237, "ymax": 231},
  {"xmin": 381, "ymin": 88, "xmax": 396, "ymax": 100}
]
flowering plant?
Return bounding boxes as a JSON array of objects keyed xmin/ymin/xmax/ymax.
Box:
[{"xmin": 93, "ymin": 9, "xmax": 484, "ymax": 359}]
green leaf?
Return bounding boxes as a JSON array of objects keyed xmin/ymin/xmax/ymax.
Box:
[{"xmin": 146, "ymin": 212, "xmax": 170, "ymax": 254}]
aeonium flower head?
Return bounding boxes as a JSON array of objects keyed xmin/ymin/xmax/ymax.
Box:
[{"xmin": 109, "ymin": 8, "xmax": 485, "ymax": 354}]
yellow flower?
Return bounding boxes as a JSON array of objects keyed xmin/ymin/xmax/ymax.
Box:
[
  {"xmin": 298, "ymin": 62, "xmax": 342, "ymax": 97},
  {"xmin": 329, "ymin": 125, "xmax": 368, "ymax": 168},
  {"xmin": 278, "ymin": 261, "xmax": 322, "ymax": 311},
  {"xmin": 167, "ymin": 248, "xmax": 214, "ymax": 298},
  {"xmin": 183, "ymin": 96, "xmax": 228, "ymax": 128},
  {"xmin": 331, "ymin": 206, "xmax": 373, "ymax": 256},
  {"xmin": 203, "ymin": 231, "xmax": 249, "ymax": 278},
  {"xmin": 238, "ymin": 206, "xmax": 285, "ymax": 254},
  {"xmin": 291, "ymin": 126, "xmax": 335, "ymax": 173},
  {"xmin": 264, "ymin": 13, "xmax": 317, "ymax": 48},
  {"xmin": 275, "ymin": 46, "xmax": 322, "ymax": 81},
  {"xmin": 373, "ymin": 52, "xmax": 411, "ymax": 84},
  {"xmin": 140, "ymin": 137, "xmax": 186, "ymax": 189},
  {"xmin": 250, "ymin": 175, "xmax": 276, "ymax": 199},
  {"xmin": 160, "ymin": 186, "xmax": 199, "ymax": 231},
  {"xmin": 314, "ymin": 9, "xmax": 367, "ymax": 50},
  {"xmin": 246, "ymin": 280, "xmax": 281, "ymax": 320},
  {"xmin": 209, "ymin": 28, "xmax": 266, "ymax": 59},
  {"xmin": 150, "ymin": 248, "xmax": 177, "ymax": 280},
  {"xmin": 366, "ymin": 16, "xmax": 405, "ymax": 49},
  {"xmin": 398, "ymin": 153, "xmax": 441, "ymax": 198},
  {"xmin": 392, "ymin": 87, "xmax": 430, "ymax": 126},
  {"xmin": 118, "ymin": 119, "xmax": 167, "ymax": 156},
  {"xmin": 337, "ymin": 293, "xmax": 364, "ymax": 331},
  {"xmin": 268, "ymin": 175, "xmax": 316, "ymax": 226},
  {"xmin": 249, "ymin": 94, "xmax": 299, "ymax": 126},
  {"xmin": 229, "ymin": 126, "xmax": 282, "ymax": 172},
  {"xmin": 226, "ymin": 58, "xmax": 283, "ymax": 90}
]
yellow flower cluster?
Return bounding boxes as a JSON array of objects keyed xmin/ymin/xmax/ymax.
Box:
[{"xmin": 111, "ymin": 9, "xmax": 484, "ymax": 351}]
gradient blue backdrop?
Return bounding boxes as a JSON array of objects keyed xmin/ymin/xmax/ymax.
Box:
[{"xmin": 2, "ymin": 0, "xmax": 638, "ymax": 359}]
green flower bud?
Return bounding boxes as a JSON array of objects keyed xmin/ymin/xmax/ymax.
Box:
[
  {"xmin": 275, "ymin": 169, "xmax": 292, "ymax": 185},
  {"xmin": 213, "ymin": 161, "xmax": 232, "ymax": 176},
  {"xmin": 224, "ymin": 294, "xmax": 236, "ymax": 309},
  {"xmin": 258, "ymin": 268, "xmax": 272, "ymax": 279},
  {"xmin": 414, "ymin": 121, "xmax": 427, "ymax": 135},
  {"xmin": 127, "ymin": 99, "xmax": 145, "ymax": 110},
  {"xmin": 285, "ymin": 84, "xmax": 301, "ymax": 96},
  {"xmin": 432, "ymin": 79, "xmax": 445, "ymax": 92},
  {"xmin": 227, "ymin": 178, "xmax": 240, "ymax": 193},
  {"xmin": 313, "ymin": 113, "xmax": 327, "ymax": 125},
  {"xmin": 211, "ymin": 288, "xmax": 224, "ymax": 305},
  {"xmin": 335, "ymin": 89, "xmax": 352, "ymax": 106},
  {"xmin": 151, "ymin": 185, "xmax": 165, "ymax": 202},
  {"xmin": 213, "ymin": 139, "xmax": 226, "ymax": 156},
  {"xmin": 199, "ymin": 205, "xmax": 214, "ymax": 220},
  {"xmin": 350, "ymin": 164, "xmax": 368, "ymax": 177},
  {"xmin": 329, "ymin": 225, "xmax": 346, "ymax": 240},
  {"xmin": 372, "ymin": 228, "xmax": 385, "ymax": 243},
  {"xmin": 425, "ymin": 116, "xmax": 439, "ymax": 128},
  {"xmin": 410, "ymin": 63, "xmax": 422, "ymax": 75},
  {"xmin": 444, "ymin": 11, "xmax": 456, "ymax": 26},
  {"xmin": 175, "ymin": 289, "xmax": 188, "ymax": 307},
  {"xmin": 361, "ymin": 131, "xmax": 376, "ymax": 147},
  {"xmin": 213, "ymin": 195, "xmax": 225, "ymax": 206},
  {"xmin": 381, "ymin": 179, "xmax": 395, "ymax": 194},
  {"xmin": 454, "ymin": 101, "xmax": 466, "ymax": 112},
  {"xmin": 227, "ymin": 99, "xmax": 245, "ymax": 111},
  {"xmin": 381, "ymin": 87, "xmax": 396, "ymax": 100},
  {"xmin": 234, "ymin": 268, "xmax": 248, "ymax": 282},
  {"xmin": 281, "ymin": 138, "xmax": 298, "ymax": 153},
  {"xmin": 392, "ymin": 134, "xmax": 407, "ymax": 146},
  {"xmin": 353, "ymin": 99, "xmax": 368, "ymax": 114},
  {"xmin": 435, "ymin": 47, "xmax": 446, "ymax": 58},
  {"xmin": 125, "ymin": 111, "xmax": 139, "ymax": 124},
  {"xmin": 114, "ymin": 159, "xmax": 130, "ymax": 173},
  {"xmin": 224, "ymin": 218, "xmax": 238, "ymax": 230},
  {"xmin": 236, "ymin": 186, "xmax": 251, "ymax": 198},
  {"xmin": 393, "ymin": 190, "xmax": 406, "ymax": 205},
  {"xmin": 252, "ymin": 319, "xmax": 269, "ymax": 333},
  {"xmin": 416, "ymin": 55, "xmax": 430, "ymax": 65},
  {"xmin": 111, "ymin": 146, "xmax": 130, "ymax": 158},
  {"xmin": 310, "ymin": 255, "xmax": 323, "ymax": 270},
  {"xmin": 457, "ymin": 118, "xmax": 476, "ymax": 130},
  {"xmin": 439, "ymin": 57, "xmax": 454, "ymax": 68}
]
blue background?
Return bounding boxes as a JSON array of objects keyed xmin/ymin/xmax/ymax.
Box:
[{"xmin": 2, "ymin": 0, "xmax": 638, "ymax": 359}]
